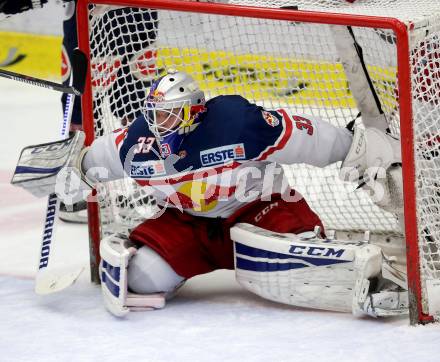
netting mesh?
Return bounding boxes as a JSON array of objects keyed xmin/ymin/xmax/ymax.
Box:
[
  {"xmin": 410, "ymin": 30, "xmax": 440, "ymax": 314},
  {"xmin": 231, "ymin": 0, "xmax": 440, "ymax": 23},
  {"xmin": 84, "ymin": 1, "xmax": 440, "ymax": 315}
]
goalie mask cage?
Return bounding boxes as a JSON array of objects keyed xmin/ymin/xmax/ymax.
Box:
[{"xmin": 76, "ymin": 0, "xmax": 440, "ymax": 324}]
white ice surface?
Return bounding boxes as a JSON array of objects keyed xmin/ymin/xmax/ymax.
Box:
[{"xmin": 0, "ymin": 78, "xmax": 439, "ymax": 362}]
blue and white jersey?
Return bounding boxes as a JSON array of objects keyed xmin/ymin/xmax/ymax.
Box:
[{"xmin": 83, "ymin": 95, "xmax": 352, "ymax": 218}]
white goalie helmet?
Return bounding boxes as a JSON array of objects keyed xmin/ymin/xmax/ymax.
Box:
[{"xmin": 143, "ymin": 70, "xmax": 205, "ymax": 156}]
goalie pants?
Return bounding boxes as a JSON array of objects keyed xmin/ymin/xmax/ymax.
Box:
[{"xmin": 129, "ymin": 193, "xmax": 324, "ymax": 279}]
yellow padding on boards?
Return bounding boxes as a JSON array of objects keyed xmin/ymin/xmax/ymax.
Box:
[
  {"xmin": 0, "ymin": 32, "xmax": 62, "ymax": 80},
  {"xmin": 157, "ymin": 47, "xmax": 397, "ymax": 109}
]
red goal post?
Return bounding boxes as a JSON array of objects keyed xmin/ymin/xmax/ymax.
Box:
[{"xmin": 76, "ymin": 0, "xmax": 440, "ymax": 324}]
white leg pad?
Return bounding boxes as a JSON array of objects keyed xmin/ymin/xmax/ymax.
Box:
[
  {"xmin": 100, "ymin": 233, "xmax": 166, "ymax": 317},
  {"xmin": 230, "ymin": 223, "xmax": 408, "ymax": 317}
]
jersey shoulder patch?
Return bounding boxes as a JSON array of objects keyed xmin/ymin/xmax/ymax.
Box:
[{"xmin": 199, "ymin": 95, "xmax": 285, "ymax": 160}]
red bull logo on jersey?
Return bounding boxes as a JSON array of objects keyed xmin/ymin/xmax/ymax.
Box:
[
  {"xmin": 200, "ymin": 143, "xmax": 246, "ymax": 166},
  {"xmin": 166, "ymin": 181, "xmax": 236, "ymax": 212},
  {"xmin": 130, "ymin": 160, "xmax": 166, "ymax": 178}
]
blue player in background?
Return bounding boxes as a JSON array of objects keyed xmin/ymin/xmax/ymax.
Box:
[{"xmin": 59, "ymin": 1, "xmax": 158, "ymax": 221}]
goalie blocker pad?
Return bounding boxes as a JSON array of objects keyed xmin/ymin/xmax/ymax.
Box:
[
  {"xmin": 230, "ymin": 223, "xmax": 408, "ymax": 317},
  {"xmin": 10, "ymin": 132, "xmax": 86, "ymax": 197}
]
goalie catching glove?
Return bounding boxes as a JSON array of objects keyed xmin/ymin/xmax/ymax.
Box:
[
  {"xmin": 340, "ymin": 126, "xmax": 404, "ymax": 214},
  {"xmin": 10, "ymin": 131, "xmax": 95, "ymax": 204}
]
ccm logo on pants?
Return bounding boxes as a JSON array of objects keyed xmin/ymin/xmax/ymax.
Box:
[{"xmin": 254, "ymin": 202, "xmax": 278, "ymax": 223}]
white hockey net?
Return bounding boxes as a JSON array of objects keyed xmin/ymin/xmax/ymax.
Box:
[{"xmin": 80, "ymin": 0, "xmax": 440, "ymax": 322}]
